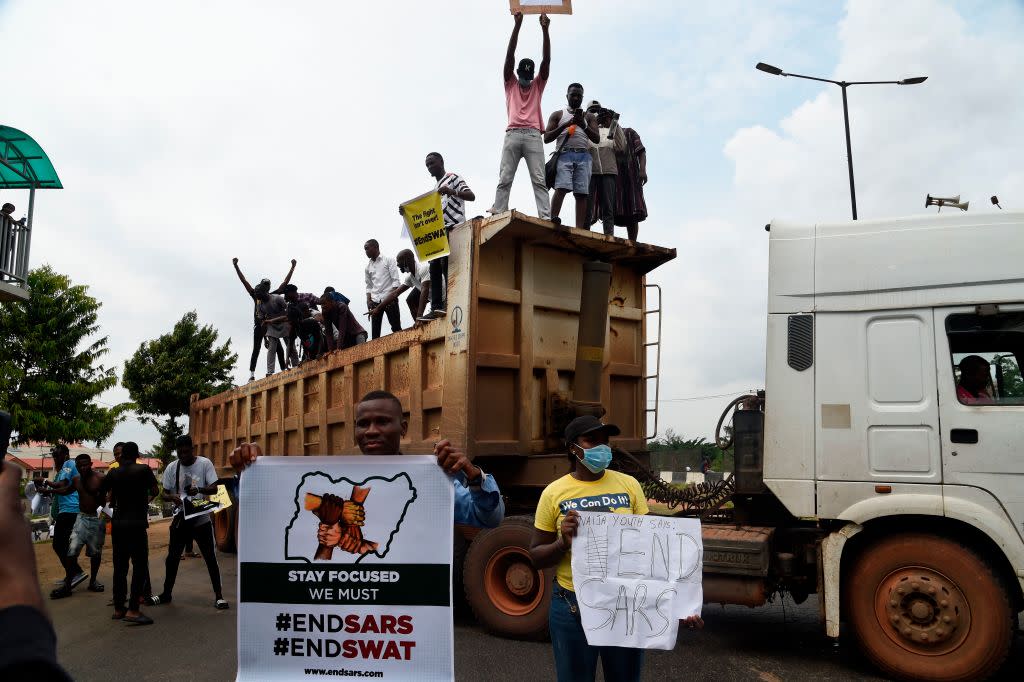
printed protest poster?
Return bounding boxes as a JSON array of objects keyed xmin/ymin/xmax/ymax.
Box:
[
  {"xmin": 510, "ymin": 0, "xmax": 573, "ymax": 15},
  {"xmin": 237, "ymin": 455, "xmax": 454, "ymax": 681},
  {"xmin": 183, "ymin": 493, "xmax": 222, "ymax": 520},
  {"xmin": 400, "ymin": 191, "xmax": 449, "ymax": 262},
  {"xmin": 570, "ymin": 512, "xmax": 702, "ymax": 650}
]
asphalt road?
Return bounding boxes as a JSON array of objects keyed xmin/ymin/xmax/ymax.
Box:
[{"xmin": 48, "ymin": 550, "xmax": 1022, "ymax": 681}]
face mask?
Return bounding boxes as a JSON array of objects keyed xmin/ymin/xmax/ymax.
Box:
[{"xmin": 576, "ymin": 443, "xmax": 613, "ymax": 474}]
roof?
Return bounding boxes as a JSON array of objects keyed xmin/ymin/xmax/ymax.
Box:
[
  {"xmin": 0, "ymin": 125, "xmax": 63, "ymax": 189},
  {"xmin": 4, "ymin": 453, "xmax": 161, "ymax": 471}
]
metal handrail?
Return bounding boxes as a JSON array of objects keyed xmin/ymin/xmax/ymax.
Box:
[
  {"xmin": 0, "ymin": 215, "xmax": 30, "ymax": 285},
  {"xmin": 643, "ymin": 284, "xmax": 662, "ymax": 440}
]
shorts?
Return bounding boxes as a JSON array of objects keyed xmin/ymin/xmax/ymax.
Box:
[
  {"xmin": 554, "ymin": 150, "xmax": 592, "ymax": 194},
  {"xmin": 68, "ymin": 513, "xmax": 105, "ymax": 558}
]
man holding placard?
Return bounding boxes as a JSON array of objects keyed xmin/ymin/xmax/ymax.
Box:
[{"xmin": 488, "ymin": 11, "xmax": 552, "ymax": 221}]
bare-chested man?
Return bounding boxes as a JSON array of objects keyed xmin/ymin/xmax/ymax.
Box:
[{"xmin": 66, "ymin": 454, "xmax": 107, "ymax": 592}]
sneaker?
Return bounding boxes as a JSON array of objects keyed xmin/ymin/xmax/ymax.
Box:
[
  {"xmin": 417, "ymin": 309, "xmax": 446, "ymax": 323},
  {"xmin": 69, "ymin": 571, "xmax": 88, "ymax": 589},
  {"xmin": 248, "ymin": 373, "xmax": 255, "ymax": 383}
]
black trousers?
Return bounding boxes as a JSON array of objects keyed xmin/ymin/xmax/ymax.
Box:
[
  {"xmin": 588, "ymin": 174, "xmax": 617, "ymax": 234},
  {"xmin": 429, "ymin": 256, "xmax": 448, "ymax": 312},
  {"xmin": 405, "ymin": 288, "xmax": 428, "ymax": 318},
  {"xmin": 52, "ymin": 512, "xmax": 82, "ymax": 578},
  {"xmin": 250, "ymin": 322, "xmax": 284, "ymax": 373},
  {"xmin": 369, "ymin": 300, "xmax": 401, "ymax": 339},
  {"xmin": 111, "ymin": 522, "xmax": 149, "ymax": 611},
  {"xmin": 161, "ymin": 519, "xmax": 222, "ymax": 599}
]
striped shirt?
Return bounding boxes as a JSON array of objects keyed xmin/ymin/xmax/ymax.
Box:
[{"xmin": 436, "ymin": 173, "xmax": 471, "ymax": 228}]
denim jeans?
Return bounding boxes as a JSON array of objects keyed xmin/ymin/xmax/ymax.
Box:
[
  {"xmin": 554, "ymin": 150, "xmax": 593, "ymax": 194},
  {"xmin": 549, "ymin": 582, "xmax": 644, "ymax": 682},
  {"xmin": 490, "ymin": 128, "xmax": 551, "ymax": 219}
]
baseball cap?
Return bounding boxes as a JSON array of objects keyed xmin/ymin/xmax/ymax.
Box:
[
  {"xmin": 564, "ymin": 415, "xmax": 620, "ymax": 444},
  {"xmin": 586, "ymin": 100, "xmax": 602, "ymax": 111}
]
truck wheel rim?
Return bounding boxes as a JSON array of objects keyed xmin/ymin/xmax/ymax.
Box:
[
  {"xmin": 875, "ymin": 566, "xmax": 970, "ymax": 655},
  {"xmin": 484, "ymin": 547, "xmax": 545, "ymax": 616}
]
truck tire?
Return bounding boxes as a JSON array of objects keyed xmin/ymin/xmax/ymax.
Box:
[
  {"xmin": 846, "ymin": 533, "xmax": 1013, "ymax": 681},
  {"xmin": 214, "ymin": 504, "xmax": 238, "ymax": 554},
  {"xmin": 463, "ymin": 516, "xmax": 552, "ymax": 640}
]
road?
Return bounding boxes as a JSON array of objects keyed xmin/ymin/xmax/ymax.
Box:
[{"xmin": 42, "ymin": 536, "xmax": 1022, "ymax": 681}]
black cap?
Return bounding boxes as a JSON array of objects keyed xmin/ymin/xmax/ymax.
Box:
[{"xmin": 564, "ymin": 415, "xmax": 621, "ymax": 444}]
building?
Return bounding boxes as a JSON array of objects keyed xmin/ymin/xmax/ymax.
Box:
[{"xmin": 4, "ymin": 444, "xmax": 162, "ymax": 480}]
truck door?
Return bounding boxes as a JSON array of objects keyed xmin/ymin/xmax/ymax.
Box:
[{"xmin": 935, "ymin": 305, "xmax": 1024, "ymax": 542}]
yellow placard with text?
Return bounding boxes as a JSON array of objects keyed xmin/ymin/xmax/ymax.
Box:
[
  {"xmin": 400, "ymin": 190, "xmax": 450, "ymax": 262},
  {"xmin": 211, "ymin": 484, "xmax": 233, "ymax": 512}
]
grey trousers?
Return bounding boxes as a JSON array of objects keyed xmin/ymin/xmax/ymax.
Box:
[{"xmin": 490, "ymin": 128, "xmax": 551, "ymax": 220}]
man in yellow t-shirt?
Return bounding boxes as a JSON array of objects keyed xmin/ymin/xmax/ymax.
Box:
[{"xmin": 530, "ymin": 415, "xmax": 648, "ymax": 682}]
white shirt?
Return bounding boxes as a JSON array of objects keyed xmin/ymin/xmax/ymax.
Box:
[
  {"xmin": 402, "ymin": 263, "xmax": 431, "ymax": 290},
  {"xmin": 162, "ymin": 457, "xmax": 218, "ymax": 526},
  {"xmin": 365, "ymin": 255, "xmax": 402, "ymax": 301}
]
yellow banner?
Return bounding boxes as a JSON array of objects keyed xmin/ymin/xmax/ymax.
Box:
[
  {"xmin": 211, "ymin": 484, "xmax": 234, "ymax": 512},
  {"xmin": 400, "ymin": 190, "xmax": 450, "ymax": 262}
]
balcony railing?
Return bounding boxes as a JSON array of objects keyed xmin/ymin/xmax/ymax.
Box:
[{"xmin": 0, "ymin": 213, "xmax": 30, "ymax": 300}]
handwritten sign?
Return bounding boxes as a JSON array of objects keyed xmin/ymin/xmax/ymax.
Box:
[
  {"xmin": 400, "ymin": 191, "xmax": 449, "ymax": 263},
  {"xmin": 570, "ymin": 512, "xmax": 702, "ymax": 650},
  {"xmin": 237, "ymin": 455, "xmax": 454, "ymax": 681},
  {"xmin": 510, "ymin": 0, "xmax": 573, "ymax": 15}
]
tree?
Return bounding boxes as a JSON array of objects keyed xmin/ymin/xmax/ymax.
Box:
[
  {"xmin": 123, "ymin": 311, "xmax": 236, "ymax": 465},
  {"xmin": 0, "ymin": 265, "xmax": 128, "ymax": 445}
]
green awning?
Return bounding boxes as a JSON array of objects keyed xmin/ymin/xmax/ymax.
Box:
[{"xmin": 0, "ymin": 125, "xmax": 63, "ymax": 190}]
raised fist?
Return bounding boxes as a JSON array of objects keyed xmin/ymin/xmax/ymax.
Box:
[{"xmin": 341, "ymin": 500, "xmax": 365, "ymax": 526}]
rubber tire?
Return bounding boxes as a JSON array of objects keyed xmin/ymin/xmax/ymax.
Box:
[
  {"xmin": 463, "ymin": 516, "xmax": 553, "ymax": 640},
  {"xmin": 846, "ymin": 533, "xmax": 1013, "ymax": 681},
  {"xmin": 213, "ymin": 504, "xmax": 238, "ymax": 554}
]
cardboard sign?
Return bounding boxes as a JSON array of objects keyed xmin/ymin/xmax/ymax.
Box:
[
  {"xmin": 237, "ymin": 455, "xmax": 454, "ymax": 681},
  {"xmin": 510, "ymin": 0, "xmax": 573, "ymax": 15},
  {"xmin": 400, "ymin": 191, "xmax": 449, "ymax": 263},
  {"xmin": 570, "ymin": 512, "xmax": 702, "ymax": 650}
]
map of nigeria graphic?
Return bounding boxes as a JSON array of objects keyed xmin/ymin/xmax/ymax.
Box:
[{"xmin": 284, "ymin": 472, "xmax": 417, "ymax": 563}]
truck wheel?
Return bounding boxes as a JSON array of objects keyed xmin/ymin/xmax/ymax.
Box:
[
  {"xmin": 463, "ymin": 516, "xmax": 552, "ymax": 640},
  {"xmin": 847, "ymin": 533, "xmax": 1013, "ymax": 681},
  {"xmin": 214, "ymin": 504, "xmax": 238, "ymax": 554}
]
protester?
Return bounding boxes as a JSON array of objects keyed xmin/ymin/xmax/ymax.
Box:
[
  {"xmin": 65, "ymin": 454, "xmax": 106, "ymax": 593},
  {"xmin": 585, "ymin": 102, "xmax": 626, "ymax": 236},
  {"xmin": 614, "ymin": 125, "xmax": 648, "ymax": 242},
  {"xmin": 230, "ymin": 390, "xmax": 504, "ymax": 528},
  {"xmin": 233, "ymin": 258, "xmax": 295, "ymax": 382},
  {"xmin": 148, "ymin": 435, "xmax": 228, "ymax": 610},
  {"xmin": 98, "ymin": 442, "xmax": 158, "ymax": 624},
  {"xmin": 370, "ymin": 250, "xmax": 430, "ymax": 324},
  {"xmin": 105, "ymin": 443, "xmax": 154, "ymax": 600},
  {"xmin": 256, "ymin": 287, "xmax": 292, "ymax": 376},
  {"xmin": 529, "ymin": 415, "xmax": 702, "ymax": 681},
  {"xmin": 41, "ymin": 444, "xmax": 86, "ymax": 599},
  {"xmin": 422, "ymin": 152, "xmax": 474, "ymax": 320},
  {"xmin": 278, "ymin": 284, "xmax": 324, "ymax": 364},
  {"xmin": 320, "ymin": 290, "xmax": 368, "ymax": 351},
  {"xmin": 545, "ymin": 85, "xmax": 600, "ymax": 228},
  {"xmin": 364, "ymin": 239, "xmax": 403, "ymax": 338},
  {"xmin": 0, "ymin": 410, "xmax": 73, "ymax": 681},
  {"xmin": 488, "ymin": 12, "xmax": 552, "ymax": 221}
]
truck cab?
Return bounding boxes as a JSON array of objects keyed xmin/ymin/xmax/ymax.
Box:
[{"xmin": 761, "ymin": 210, "xmax": 1024, "ymax": 680}]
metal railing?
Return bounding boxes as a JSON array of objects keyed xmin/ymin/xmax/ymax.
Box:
[
  {"xmin": 0, "ymin": 214, "xmax": 30, "ymax": 288},
  {"xmin": 644, "ymin": 283, "xmax": 663, "ymax": 440}
]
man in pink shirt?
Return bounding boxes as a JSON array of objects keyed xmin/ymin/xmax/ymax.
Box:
[{"xmin": 488, "ymin": 12, "xmax": 552, "ymax": 221}]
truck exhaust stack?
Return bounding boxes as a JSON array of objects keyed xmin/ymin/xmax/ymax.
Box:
[{"xmin": 572, "ymin": 260, "xmax": 613, "ymax": 418}]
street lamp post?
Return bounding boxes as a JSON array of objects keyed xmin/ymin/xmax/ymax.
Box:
[{"xmin": 755, "ymin": 62, "xmax": 927, "ymax": 220}]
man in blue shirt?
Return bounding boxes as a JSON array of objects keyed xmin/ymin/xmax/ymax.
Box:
[
  {"xmin": 42, "ymin": 445, "xmax": 86, "ymax": 598},
  {"xmin": 229, "ymin": 390, "xmax": 504, "ymax": 528}
]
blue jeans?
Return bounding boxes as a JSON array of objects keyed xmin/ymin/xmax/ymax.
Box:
[
  {"xmin": 554, "ymin": 150, "xmax": 592, "ymax": 194},
  {"xmin": 549, "ymin": 583, "xmax": 644, "ymax": 682}
]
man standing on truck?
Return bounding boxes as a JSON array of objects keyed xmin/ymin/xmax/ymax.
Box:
[
  {"xmin": 147, "ymin": 435, "xmax": 229, "ymax": 611},
  {"xmin": 364, "ymin": 239, "xmax": 404, "ymax": 339},
  {"xmin": 229, "ymin": 390, "xmax": 504, "ymax": 528},
  {"xmin": 420, "ymin": 152, "xmax": 474, "ymax": 321},
  {"xmin": 529, "ymin": 415, "xmax": 702, "ymax": 681},
  {"xmin": 488, "ymin": 12, "xmax": 552, "ymax": 221},
  {"xmin": 232, "ymin": 257, "xmax": 294, "ymax": 382},
  {"xmin": 369, "ymin": 249, "xmax": 430, "ymax": 325},
  {"xmin": 545, "ymin": 85, "xmax": 599, "ymax": 229}
]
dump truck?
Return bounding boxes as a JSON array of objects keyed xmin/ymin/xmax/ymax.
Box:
[{"xmin": 191, "ymin": 209, "xmax": 1024, "ymax": 681}]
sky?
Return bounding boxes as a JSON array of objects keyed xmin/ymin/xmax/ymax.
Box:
[{"xmin": 1, "ymin": 0, "xmax": 1022, "ymax": 451}]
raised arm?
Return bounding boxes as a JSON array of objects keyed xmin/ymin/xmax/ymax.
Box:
[
  {"xmin": 538, "ymin": 14, "xmax": 551, "ymax": 81},
  {"xmin": 232, "ymin": 258, "xmax": 255, "ymax": 297},
  {"xmin": 503, "ymin": 12, "xmax": 523, "ymax": 82},
  {"xmin": 273, "ymin": 259, "xmax": 297, "ymax": 294}
]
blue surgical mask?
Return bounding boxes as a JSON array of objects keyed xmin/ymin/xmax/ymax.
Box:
[{"xmin": 577, "ymin": 444, "xmax": 613, "ymax": 474}]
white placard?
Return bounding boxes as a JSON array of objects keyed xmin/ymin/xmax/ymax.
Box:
[
  {"xmin": 237, "ymin": 456, "xmax": 454, "ymax": 681},
  {"xmin": 570, "ymin": 512, "xmax": 702, "ymax": 650}
]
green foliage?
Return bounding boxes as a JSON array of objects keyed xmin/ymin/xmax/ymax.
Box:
[
  {"xmin": 0, "ymin": 265, "xmax": 129, "ymax": 445},
  {"xmin": 122, "ymin": 310, "xmax": 236, "ymax": 465},
  {"xmin": 648, "ymin": 428, "xmax": 733, "ymax": 472}
]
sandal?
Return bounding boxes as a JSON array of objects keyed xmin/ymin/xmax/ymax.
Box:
[
  {"xmin": 88, "ymin": 582, "xmax": 105, "ymax": 592},
  {"xmin": 215, "ymin": 599, "xmax": 230, "ymax": 610},
  {"xmin": 146, "ymin": 594, "xmax": 170, "ymax": 606},
  {"xmin": 112, "ymin": 610, "xmax": 126, "ymax": 620},
  {"xmin": 123, "ymin": 614, "xmax": 154, "ymax": 626},
  {"xmin": 50, "ymin": 585, "xmax": 73, "ymax": 600}
]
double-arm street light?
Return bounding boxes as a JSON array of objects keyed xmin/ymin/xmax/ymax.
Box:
[{"xmin": 755, "ymin": 62, "xmax": 927, "ymax": 220}]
